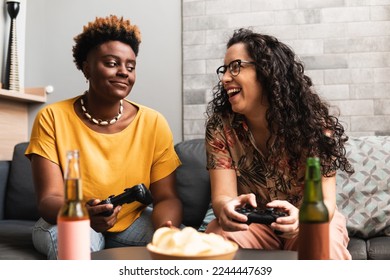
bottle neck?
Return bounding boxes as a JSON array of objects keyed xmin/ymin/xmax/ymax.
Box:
[
  {"xmin": 64, "ymin": 150, "xmax": 83, "ymax": 202},
  {"xmin": 303, "ymin": 159, "xmax": 324, "ymax": 203},
  {"xmin": 64, "ymin": 178, "xmax": 83, "ymax": 202}
]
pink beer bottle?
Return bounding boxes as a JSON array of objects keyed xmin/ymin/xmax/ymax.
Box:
[{"xmin": 57, "ymin": 150, "xmax": 90, "ymax": 260}]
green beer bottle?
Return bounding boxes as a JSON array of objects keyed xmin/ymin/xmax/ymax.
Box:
[{"xmin": 298, "ymin": 157, "xmax": 330, "ymax": 260}]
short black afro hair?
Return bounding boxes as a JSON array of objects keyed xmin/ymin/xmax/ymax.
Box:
[{"xmin": 72, "ymin": 15, "xmax": 141, "ymax": 70}]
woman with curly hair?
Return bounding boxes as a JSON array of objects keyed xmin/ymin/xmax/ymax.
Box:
[
  {"xmin": 25, "ymin": 15, "xmax": 182, "ymax": 259},
  {"xmin": 205, "ymin": 28, "xmax": 354, "ymax": 259}
]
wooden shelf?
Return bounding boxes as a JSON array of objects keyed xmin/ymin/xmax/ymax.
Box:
[
  {"xmin": 0, "ymin": 87, "xmax": 47, "ymax": 103},
  {"xmin": 0, "ymin": 85, "xmax": 47, "ymax": 159}
]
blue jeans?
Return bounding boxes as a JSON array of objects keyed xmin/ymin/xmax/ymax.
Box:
[{"xmin": 32, "ymin": 207, "xmax": 154, "ymax": 260}]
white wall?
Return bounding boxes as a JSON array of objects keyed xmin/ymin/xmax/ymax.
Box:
[{"xmin": 24, "ymin": 0, "xmax": 183, "ymax": 143}]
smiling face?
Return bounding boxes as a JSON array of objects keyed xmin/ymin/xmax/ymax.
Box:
[
  {"xmin": 82, "ymin": 40, "xmax": 136, "ymax": 101},
  {"xmin": 221, "ymin": 43, "xmax": 268, "ymax": 117}
]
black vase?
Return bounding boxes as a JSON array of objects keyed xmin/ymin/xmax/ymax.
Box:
[{"xmin": 3, "ymin": 1, "xmax": 20, "ymax": 91}]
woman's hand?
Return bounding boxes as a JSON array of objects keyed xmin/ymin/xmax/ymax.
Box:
[
  {"xmin": 217, "ymin": 193, "xmax": 257, "ymax": 232},
  {"xmin": 86, "ymin": 199, "xmax": 121, "ymax": 232},
  {"xmin": 266, "ymin": 200, "xmax": 299, "ymax": 239}
]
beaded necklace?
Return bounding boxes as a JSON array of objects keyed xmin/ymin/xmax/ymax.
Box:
[{"xmin": 80, "ymin": 94, "xmax": 123, "ymax": 126}]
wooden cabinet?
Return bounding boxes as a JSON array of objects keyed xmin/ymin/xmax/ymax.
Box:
[{"xmin": 0, "ymin": 87, "xmax": 46, "ymax": 160}]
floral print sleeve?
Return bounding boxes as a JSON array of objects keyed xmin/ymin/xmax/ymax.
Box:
[{"xmin": 205, "ymin": 115, "xmax": 235, "ymax": 170}]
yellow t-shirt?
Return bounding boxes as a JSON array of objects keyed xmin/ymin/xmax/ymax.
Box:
[{"xmin": 26, "ymin": 96, "xmax": 181, "ymax": 232}]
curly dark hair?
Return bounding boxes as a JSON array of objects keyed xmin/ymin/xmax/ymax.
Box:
[
  {"xmin": 72, "ymin": 15, "xmax": 141, "ymax": 70},
  {"xmin": 206, "ymin": 28, "xmax": 354, "ymax": 178}
]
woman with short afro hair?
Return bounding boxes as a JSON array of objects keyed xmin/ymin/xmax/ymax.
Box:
[{"xmin": 26, "ymin": 15, "xmax": 182, "ymax": 259}]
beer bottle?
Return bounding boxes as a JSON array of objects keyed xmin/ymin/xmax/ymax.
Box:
[
  {"xmin": 298, "ymin": 157, "xmax": 330, "ymax": 260},
  {"xmin": 57, "ymin": 150, "xmax": 91, "ymax": 260}
]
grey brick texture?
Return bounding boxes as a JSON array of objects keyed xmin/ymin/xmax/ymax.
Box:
[{"xmin": 182, "ymin": 0, "xmax": 390, "ymax": 139}]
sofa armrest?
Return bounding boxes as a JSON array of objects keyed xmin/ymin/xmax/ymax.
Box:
[{"xmin": 0, "ymin": 161, "xmax": 10, "ymax": 220}]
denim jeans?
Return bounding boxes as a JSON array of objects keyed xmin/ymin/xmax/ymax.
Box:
[{"xmin": 32, "ymin": 206, "xmax": 154, "ymax": 260}]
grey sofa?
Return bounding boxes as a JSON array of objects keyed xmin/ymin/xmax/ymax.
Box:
[
  {"xmin": 1, "ymin": 137, "xmax": 389, "ymax": 259},
  {"xmin": 0, "ymin": 141, "xmax": 211, "ymax": 260}
]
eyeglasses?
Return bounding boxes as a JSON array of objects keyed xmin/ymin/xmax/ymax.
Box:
[{"xmin": 216, "ymin": 59, "xmax": 255, "ymax": 81}]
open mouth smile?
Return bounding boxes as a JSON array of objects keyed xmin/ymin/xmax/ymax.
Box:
[{"xmin": 227, "ymin": 88, "xmax": 241, "ymax": 98}]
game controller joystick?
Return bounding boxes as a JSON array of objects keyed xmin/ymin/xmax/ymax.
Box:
[
  {"xmin": 235, "ymin": 206, "xmax": 287, "ymax": 225},
  {"xmin": 98, "ymin": 183, "xmax": 152, "ymax": 216}
]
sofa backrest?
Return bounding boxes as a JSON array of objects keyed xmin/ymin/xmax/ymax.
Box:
[
  {"xmin": 4, "ymin": 142, "xmax": 40, "ymax": 221},
  {"xmin": 336, "ymin": 136, "xmax": 390, "ymax": 239},
  {"xmin": 174, "ymin": 139, "xmax": 211, "ymax": 228}
]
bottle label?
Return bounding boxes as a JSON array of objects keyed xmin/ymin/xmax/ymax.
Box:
[
  {"xmin": 298, "ymin": 222, "xmax": 330, "ymax": 260},
  {"xmin": 57, "ymin": 219, "xmax": 91, "ymax": 260}
]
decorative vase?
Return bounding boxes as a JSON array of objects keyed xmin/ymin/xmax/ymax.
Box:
[{"xmin": 3, "ymin": 0, "xmax": 21, "ymax": 91}]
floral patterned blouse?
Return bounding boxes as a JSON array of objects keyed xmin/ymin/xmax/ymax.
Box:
[{"xmin": 206, "ymin": 113, "xmax": 306, "ymax": 209}]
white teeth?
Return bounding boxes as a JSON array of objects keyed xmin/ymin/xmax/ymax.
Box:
[{"xmin": 227, "ymin": 88, "xmax": 241, "ymax": 96}]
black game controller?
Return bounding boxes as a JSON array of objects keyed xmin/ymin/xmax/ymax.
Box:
[
  {"xmin": 98, "ymin": 183, "xmax": 153, "ymax": 216},
  {"xmin": 235, "ymin": 206, "xmax": 287, "ymax": 225}
]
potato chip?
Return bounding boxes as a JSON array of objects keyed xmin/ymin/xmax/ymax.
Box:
[{"xmin": 151, "ymin": 226, "xmax": 236, "ymax": 256}]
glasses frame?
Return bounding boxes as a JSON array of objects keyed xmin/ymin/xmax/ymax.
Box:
[{"xmin": 216, "ymin": 59, "xmax": 256, "ymax": 81}]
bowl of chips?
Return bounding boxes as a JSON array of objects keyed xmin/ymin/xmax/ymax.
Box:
[{"xmin": 147, "ymin": 227, "xmax": 238, "ymax": 260}]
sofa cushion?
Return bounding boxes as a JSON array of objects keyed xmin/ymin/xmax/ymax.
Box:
[
  {"xmin": 0, "ymin": 220, "xmax": 45, "ymax": 260},
  {"xmin": 4, "ymin": 142, "xmax": 39, "ymax": 221},
  {"xmin": 174, "ymin": 139, "xmax": 211, "ymax": 228},
  {"xmin": 336, "ymin": 136, "xmax": 390, "ymax": 239},
  {"xmin": 367, "ymin": 236, "xmax": 390, "ymax": 260},
  {"xmin": 347, "ymin": 237, "xmax": 367, "ymax": 260}
]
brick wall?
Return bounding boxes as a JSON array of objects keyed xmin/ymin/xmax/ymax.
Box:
[{"xmin": 182, "ymin": 0, "xmax": 390, "ymax": 140}]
